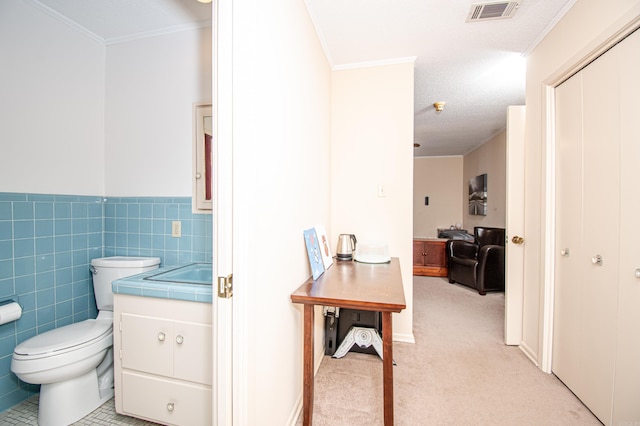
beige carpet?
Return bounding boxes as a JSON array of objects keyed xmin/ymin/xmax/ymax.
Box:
[{"xmin": 300, "ymin": 276, "xmax": 601, "ymax": 425}]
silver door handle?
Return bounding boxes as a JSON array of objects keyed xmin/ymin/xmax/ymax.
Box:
[
  {"xmin": 635, "ymin": 268, "xmax": 640, "ymax": 278},
  {"xmin": 591, "ymin": 255, "xmax": 603, "ymax": 266},
  {"xmin": 560, "ymin": 248, "xmax": 570, "ymax": 256}
]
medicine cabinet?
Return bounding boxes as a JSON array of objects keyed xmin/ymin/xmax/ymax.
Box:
[{"xmin": 193, "ymin": 104, "xmax": 212, "ymax": 212}]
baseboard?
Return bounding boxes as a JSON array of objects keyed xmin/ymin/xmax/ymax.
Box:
[
  {"xmin": 393, "ymin": 332, "xmax": 416, "ymax": 344},
  {"xmin": 519, "ymin": 342, "xmax": 539, "ymax": 368}
]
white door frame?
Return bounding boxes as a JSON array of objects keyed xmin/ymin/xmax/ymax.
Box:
[
  {"xmin": 538, "ymin": 9, "xmax": 640, "ymax": 374},
  {"xmin": 212, "ymin": 0, "xmax": 235, "ymax": 424}
]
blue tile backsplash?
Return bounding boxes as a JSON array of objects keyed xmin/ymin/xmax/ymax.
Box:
[{"xmin": 0, "ymin": 192, "xmax": 212, "ymax": 412}]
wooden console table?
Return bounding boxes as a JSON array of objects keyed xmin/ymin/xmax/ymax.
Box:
[{"xmin": 290, "ymin": 258, "xmax": 406, "ymax": 425}]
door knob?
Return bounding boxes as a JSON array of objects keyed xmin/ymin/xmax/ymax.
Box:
[
  {"xmin": 176, "ymin": 335, "xmax": 184, "ymax": 344},
  {"xmin": 560, "ymin": 248, "xmax": 570, "ymax": 256},
  {"xmin": 591, "ymin": 255, "xmax": 603, "ymax": 266},
  {"xmin": 634, "ymin": 268, "xmax": 640, "ymax": 278},
  {"xmin": 511, "ymin": 236, "xmax": 524, "ymax": 244},
  {"xmin": 157, "ymin": 332, "xmax": 166, "ymax": 341}
]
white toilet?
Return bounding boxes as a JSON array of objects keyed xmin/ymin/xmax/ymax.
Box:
[{"xmin": 11, "ymin": 256, "xmax": 160, "ymax": 426}]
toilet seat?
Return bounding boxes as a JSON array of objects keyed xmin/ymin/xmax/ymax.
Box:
[
  {"xmin": 11, "ymin": 318, "xmax": 114, "ymax": 385},
  {"xmin": 14, "ymin": 319, "xmax": 112, "ymax": 359}
]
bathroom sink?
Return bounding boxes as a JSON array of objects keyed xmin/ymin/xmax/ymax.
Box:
[{"xmin": 144, "ymin": 263, "xmax": 212, "ymax": 285}]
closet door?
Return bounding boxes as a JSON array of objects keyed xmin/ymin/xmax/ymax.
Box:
[
  {"xmin": 553, "ymin": 34, "xmax": 621, "ymax": 424},
  {"xmin": 613, "ymin": 28, "xmax": 640, "ymax": 425},
  {"xmin": 552, "ymin": 72, "xmax": 585, "ymax": 397},
  {"xmin": 579, "ymin": 39, "xmax": 620, "ymax": 423}
]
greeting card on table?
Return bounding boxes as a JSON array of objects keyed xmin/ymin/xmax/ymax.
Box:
[
  {"xmin": 304, "ymin": 228, "xmax": 325, "ymax": 280},
  {"xmin": 314, "ymin": 225, "xmax": 333, "ymax": 269}
]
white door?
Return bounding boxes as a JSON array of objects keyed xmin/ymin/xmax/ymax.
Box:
[
  {"xmin": 553, "ymin": 30, "xmax": 624, "ymax": 425},
  {"xmin": 212, "ymin": 0, "xmax": 234, "ymax": 424},
  {"xmin": 552, "ymin": 72, "xmax": 585, "ymax": 398},
  {"xmin": 612, "ymin": 28, "xmax": 640, "ymax": 425},
  {"xmin": 504, "ymin": 105, "xmax": 525, "ymax": 345}
]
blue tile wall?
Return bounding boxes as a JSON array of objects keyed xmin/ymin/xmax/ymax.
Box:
[
  {"xmin": 0, "ymin": 193, "xmax": 212, "ymax": 412},
  {"xmin": 103, "ymin": 197, "xmax": 212, "ymax": 267}
]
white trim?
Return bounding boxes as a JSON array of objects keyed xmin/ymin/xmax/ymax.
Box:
[
  {"xmin": 333, "ymin": 56, "xmax": 418, "ymax": 71},
  {"xmin": 519, "ymin": 342, "xmax": 539, "ymax": 367},
  {"xmin": 28, "ymin": 0, "xmax": 103, "ymax": 44},
  {"xmin": 28, "ymin": 0, "xmax": 211, "ymax": 46},
  {"xmin": 212, "ymin": 0, "xmax": 236, "ymax": 424},
  {"xmin": 302, "ymin": 0, "xmax": 335, "ymax": 69},
  {"xmin": 103, "ymin": 22, "xmax": 212, "ymax": 46},
  {"xmin": 414, "ymin": 154, "xmax": 464, "ymax": 159},
  {"xmin": 538, "ymin": 4, "xmax": 640, "ymax": 375},
  {"xmin": 522, "ymin": 0, "xmax": 577, "ymax": 57},
  {"xmin": 540, "ymin": 85, "xmax": 556, "ymax": 374},
  {"xmin": 393, "ymin": 332, "xmax": 416, "ymax": 344},
  {"xmin": 544, "ymin": 4, "xmax": 640, "ymax": 87}
]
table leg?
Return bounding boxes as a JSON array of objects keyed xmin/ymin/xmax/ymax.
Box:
[
  {"xmin": 382, "ymin": 311, "xmax": 394, "ymax": 425},
  {"xmin": 303, "ymin": 304, "xmax": 314, "ymax": 426}
]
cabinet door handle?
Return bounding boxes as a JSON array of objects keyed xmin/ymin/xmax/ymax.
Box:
[
  {"xmin": 560, "ymin": 248, "xmax": 570, "ymax": 256},
  {"xmin": 176, "ymin": 335, "xmax": 184, "ymax": 344},
  {"xmin": 634, "ymin": 268, "xmax": 640, "ymax": 278},
  {"xmin": 591, "ymin": 255, "xmax": 603, "ymax": 266},
  {"xmin": 167, "ymin": 402, "xmax": 175, "ymax": 412},
  {"xmin": 157, "ymin": 332, "xmax": 166, "ymax": 341}
]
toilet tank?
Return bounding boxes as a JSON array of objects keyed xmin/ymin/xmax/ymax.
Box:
[{"xmin": 90, "ymin": 256, "xmax": 161, "ymax": 311}]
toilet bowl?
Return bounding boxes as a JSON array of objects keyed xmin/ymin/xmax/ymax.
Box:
[{"xmin": 11, "ymin": 256, "xmax": 160, "ymax": 426}]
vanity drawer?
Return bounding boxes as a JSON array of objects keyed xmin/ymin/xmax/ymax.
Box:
[{"xmin": 121, "ymin": 371, "xmax": 212, "ymax": 426}]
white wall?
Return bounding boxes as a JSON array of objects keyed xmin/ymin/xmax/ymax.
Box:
[
  {"xmin": 229, "ymin": 0, "xmax": 332, "ymax": 423},
  {"xmin": 331, "ymin": 62, "xmax": 415, "ymax": 342},
  {"xmin": 105, "ymin": 28, "xmax": 212, "ymax": 197},
  {"xmin": 413, "ymin": 156, "xmax": 464, "ymax": 238},
  {"xmin": 463, "ymin": 130, "xmax": 506, "ymax": 231},
  {"xmin": 0, "ymin": 0, "xmax": 105, "ymax": 196},
  {"xmin": 522, "ymin": 0, "xmax": 639, "ymax": 365}
]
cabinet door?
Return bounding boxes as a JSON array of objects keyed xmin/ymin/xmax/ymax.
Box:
[
  {"xmin": 121, "ymin": 313, "xmax": 174, "ymax": 378},
  {"xmin": 174, "ymin": 320, "xmax": 213, "ymax": 385},
  {"xmin": 122, "ymin": 371, "xmax": 212, "ymax": 426},
  {"xmin": 423, "ymin": 240, "xmax": 445, "ymax": 267},
  {"xmin": 412, "ymin": 241, "xmax": 425, "ymax": 267}
]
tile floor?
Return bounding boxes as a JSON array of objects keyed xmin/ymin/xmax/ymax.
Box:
[{"xmin": 0, "ymin": 396, "xmax": 159, "ymax": 425}]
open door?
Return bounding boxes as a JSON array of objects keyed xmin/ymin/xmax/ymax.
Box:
[{"xmin": 504, "ymin": 105, "xmax": 525, "ymax": 345}]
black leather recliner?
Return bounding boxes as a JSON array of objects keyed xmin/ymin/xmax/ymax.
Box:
[{"xmin": 446, "ymin": 227, "xmax": 505, "ymax": 295}]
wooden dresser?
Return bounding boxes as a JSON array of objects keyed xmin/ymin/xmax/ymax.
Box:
[{"xmin": 413, "ymin": 238, "xmax": 448, "ymax": 277}]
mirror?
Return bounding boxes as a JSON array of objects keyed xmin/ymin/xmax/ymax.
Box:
[{"xmin": 194, "ymin": 104, "xmax": 212, "ymax": 212}]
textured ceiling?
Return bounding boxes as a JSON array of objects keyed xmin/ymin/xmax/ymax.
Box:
[
  {"xmin": 305, "ymin": 0, "xmax": 574, "ymax": 156},
  {"xmin": 32, "ymin": 0, "xmax": 574, "ymax": 156}
]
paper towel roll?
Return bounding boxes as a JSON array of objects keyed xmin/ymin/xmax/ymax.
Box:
[{"xmin": 0, "ymin": 302, "xmax": 22, "ymax": 325}]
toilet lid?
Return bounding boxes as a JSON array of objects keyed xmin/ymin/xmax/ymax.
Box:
[{"xmin": 14, "ymin": 320, "xmax": 112, "ymax": 356}]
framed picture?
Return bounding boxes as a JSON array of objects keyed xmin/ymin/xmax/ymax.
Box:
[
  {"xmin": 469, "ymin": 173, "xmax": 487, "ymax": 216},
  {"xmin": 303, "ymin": 228, "xmax": 325, "ymax": 280}
]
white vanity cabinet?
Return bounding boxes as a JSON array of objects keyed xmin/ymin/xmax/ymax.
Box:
[{"xmin": 114, "ymin": 294, "xmax": 212, "ymax": 426}]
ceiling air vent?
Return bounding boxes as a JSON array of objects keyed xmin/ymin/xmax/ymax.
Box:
[{"xmin": 467, "ymin": 1, "xmax": 520, "ymax": 22}]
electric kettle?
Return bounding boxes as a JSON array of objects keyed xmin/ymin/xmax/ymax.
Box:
[{"xmin": 336, "ymin": 234, "xmax": 357, "ymax": 260}]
